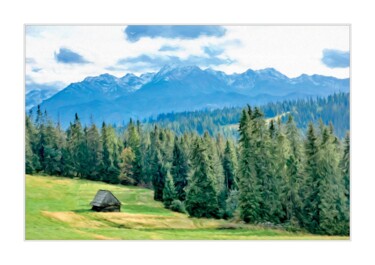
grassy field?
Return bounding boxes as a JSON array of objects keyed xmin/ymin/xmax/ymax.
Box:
[{"xmin": 26, "ymin": 175, "xmax": 348, "ymax": 240}]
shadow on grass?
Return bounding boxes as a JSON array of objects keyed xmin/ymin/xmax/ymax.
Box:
[{"xmin": 72, "ymin": 209, "xmax": 92, "ymax": 213}]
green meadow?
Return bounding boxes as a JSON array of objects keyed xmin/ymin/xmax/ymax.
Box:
[{"xmin": 26, "ymin": 175, "xmax": 348, "ymax": 240}]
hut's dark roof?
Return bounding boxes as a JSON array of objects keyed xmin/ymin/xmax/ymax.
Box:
[{"xmin": 90, "ymin": 190, "xmax": 121, "ymax": 207}]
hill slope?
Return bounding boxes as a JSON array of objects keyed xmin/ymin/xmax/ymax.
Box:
[{"xmin": 26, "ymin": 175, "xmax": 348, "ymax": 240}]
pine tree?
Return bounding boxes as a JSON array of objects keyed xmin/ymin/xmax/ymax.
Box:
[
  {"xmin": 125, "ymin": 119, "xmax": 143, "ymax": 184},
  {"xmin": 85, "ymin": 123, "xmax": 102, "ymax": 180},
  {"xmin": 100, "ymin": 122, "xmax": 121, "ymax": 183},
  {"xmin": 185, "ymin": 138, "xmax": 220, "ymax": 218},
  {"xmin": 151, "ymin": 149, "xmax": 166, "ymax": 201},
  {"xmin": 318, "ymin": 126, "xmax": 349, "ymax": 235},
  {"xmin": 43, "ymin": 119, "xmax": 62, "ymax": 175},
  {"xmin": 101, "ymin": 122, "xmax": 111, "ymax": 171},
  {"xmin": 163, "ymin": 170, "xmax": 176, "ymax": 208},
  {"xmin": 203, "ymin": 132, "xmax": 225, "ymax": 194},
  {"xmin": 341, "ymin": 132, "xmax": 350, "ymax": 204},
  {"xmin": 119, "ymin": 147, "xmax": 135, "ymax": 185},
  {"xmin": 267, "ymin": 119, "xmax": 287, "ymax": 223},
  {"xmin": 238, "ymin": 108, "xmax": 261, "ymax": 223},
  {"xmin": 25, "ymin": 113, "xmax": 40, "ymax": 173},
  {"xmin": 66, "ymin": 113, "xmax": 85, "ymax": 177},
  {"xmin": 171, "ymin": 137, "xmax": 189, "ymax": 201},
  {"xmin": 252, "ymin": 107, "xmax": 281, "ymax": 223},
  {"xmin": 222, "ymin": 140, "xmax": 237, "ymax": 191},
  {"xmin": 284, "ymin": 115, "xmax": 304, "ymax": 225},
  {"xmin": 302, "ymin": 122, "xmax": 321, "ymax": 233}
]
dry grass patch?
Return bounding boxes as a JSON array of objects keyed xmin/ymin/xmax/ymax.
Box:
[
  {"xmin": 93, "ymin": 212, "xmax": 205, "ymax": 229},
  {"xmin": 42, "ymin": 211, "xmax": 107, "ymax": 228}
]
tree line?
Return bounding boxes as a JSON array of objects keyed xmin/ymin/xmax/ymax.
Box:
[
  {"xmin": 26, "ymin": 104, "xmax": 349, "ymax": 235},
  {"xmin": 147, "ymin": 92, "xmax": 349, "ymax": 138}
]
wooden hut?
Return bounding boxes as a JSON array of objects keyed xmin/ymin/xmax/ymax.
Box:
[{"xmin": 90, "ymin": 190, "xmax": 121, "ymax": 212}]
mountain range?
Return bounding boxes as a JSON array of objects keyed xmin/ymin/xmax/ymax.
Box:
[{"xmin": 29, "ymin": 65, "xmax": 350, "ymax": 127}]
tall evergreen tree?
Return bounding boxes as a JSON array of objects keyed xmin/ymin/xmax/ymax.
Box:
[
  {"xmin": 171, "ymin": 137, "xmax": 189, "ymax": 201},
  {"xmin": 252, "ymin": 107, "xmax": 281, "ymax": 223},
  {"xmin": 267, "ymin": 119, "xmax": 287, "ymax": 223},
  {"xmin": 125, "ymin": 119, "xmax": 143, "ymax": 184},
  {"xmin": 341, "ymin": 132, "xmax": 350, "ymax": 204},
  {"xmin": 25, "ymin": 113, "xmax": 40, "ymax": 173},
  {"xmin": 284, "ymin": 115, "xmax": 304, "ymax": 225},
  {"xmin": 302, "ymin": 122, "xmax": 321, "ymax": 233},
  {"xmin": 222, "ymin": 140, "xmax": 237, "ymax": 191},
  {"xmin": 185, "ymin": 138, "xmax": 220, "ymax": 218},
  {"xmin": 43, "ymin": 119, "xmax": 62, "ymax": 175},
  {"xmin": 151, "ymin": 149, "xmax": 166, "ymax": 201},
  {"xmin": 66, "ymin": 113, "xmax": 85, "ymax": 177},
  {"xmin": 318, "ymin": 127, "xmax": 349, "ymax": 235},
  {"xmin": 100, "ymin": 122, "xmax": 121, "ymax": 183},
  {"xmin": 84, "ymin": 123, "xmax": 102, "ymax": 180},
  {"xmin": 238, "ymin": 108, "xmax": 261, "ymax": 223},
  {"xmin": 163, "ymin": 170, "xmax": 176, "ymax": 208},
  {"xmin": 119, "ymin": 147, "xmax": 135, "ymax": 185}
]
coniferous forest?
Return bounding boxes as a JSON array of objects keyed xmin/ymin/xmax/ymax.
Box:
[
  {"xmin": 147, "ymin": 92, "xmax": 349, "ymax": 139},
  {"xmin": 26, "ymin": 97, "xmax": 350, "ymax": 236}
]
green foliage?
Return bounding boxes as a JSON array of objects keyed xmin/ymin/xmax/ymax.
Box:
[
  {"xmin": 224, "ymin": 189, "xmax": 239, "ymax": 219},
  {"xmin": 238, "ymin": 108, "xmax": 262, "ymax": 223},
  {"xmin": 124, "ymin": 119, "xmax": 143, "ymax": 184},
  {"xmin": 171, "ymin": 137, "xmax": 189, "ymax": 201},
  {"xmin": 119, "ymin": 147, "xmax": 135, "ymax": 185},
  {"xmin": 302, "ymin": 123, "xmax": 321, "ymax": 233},
  {"xmin": 83, "ymin": 123, "xmax": 102, "ymax": 181},
  {"xmin": 162, "ymin": 171, "xmax": 176, "ymax": 208},
  {"xmin": 26, "ymin": 101, "xmax": 349, "ymax": 236},
  {"xmin": 341, "ymin": 132, "xmax": 350, "ymax": 203},
  {"xmin": 151, "ymin": 150, "xmax": 166, "ymax": 201},
  {"xmin": 283, "ymin": 115, "xmax": 304, "ymax": 224},
  {"xmin": 185, "ymin": 138, "xmax": 220, "ymax": 218},
  {"xmin": 317, "ymin": 127, "xmax": 349, "ymax": 235},
  {"xmin": 223, "ymin": 140, "xmax": 238, "ymax": 191},
  {"xmin": 146, "ymin": 93, "xmax": 349, "ymax": 139},
  {"xmin": 169, "ymin": 199, "xmax": 186, "ymax": 213}
]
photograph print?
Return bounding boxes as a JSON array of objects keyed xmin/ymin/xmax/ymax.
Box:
[{"xmin": 25, "ymin": 25, "xmax": 350, "ymax": 240}]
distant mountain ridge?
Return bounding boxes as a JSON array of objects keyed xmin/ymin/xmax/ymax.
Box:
[{"xmin": 30, "ymin": 65, "xmax": 350, "ymax": 127}]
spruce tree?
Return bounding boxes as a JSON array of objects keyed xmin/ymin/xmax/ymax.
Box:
[
  {"xmin": 43, "ymin": 119, "xmax": 62, "ymax": 175},
  {"xmin": 25, "ymin": 113, "xmax": 40, "ymax": 173},
  {"xmin": 171, "ymin": 137, "xmax": 189, "ymax": 201},
  {"xmin": 163, "ymin": 170, "xmax": 176, "ymax": 208},
  {"xmin": 125, "ymin": 119, "xmax": 143, "ymax": 184},
  {"xmin": 185, "ymin": 138, "xmax": 220, "ymax": 218},
  {"xmin": 252, "ymin": 107, "xmax": 281, "ymax": 223},
  {"xmin": 341, "ymin": 132, "xmax": 350, "ymax": 204},
  {"xmin": 66, "ymin": 113, "xmax": 85, "ymax": 177},
  {"xmin": 284, "ymin": 115, "xmax": 304, "ymax": 225},
  {"xmin": 101, "ymin": 122, "xmax": 112, "ymax": 172},
  {"xmin": 119, "ymin": 147, "xmax": 135, "ymax": 185},
  {"xmin": 85, "ymin": 123, "xmax": 102, "ymax": 180},
  {"xmin": 223, "ymin": 140, "xmax": 237, "ymax": 191},
  {"xmin": 267, "ymin": 119, "xmax": 287, "ymax": 224},
  {"xmin": 318, "ymin": 127, "xmax": 349, "ymax": 235},
  {"xmin": 303, "ymin": 122, "xmax": 321, "ymax": 233},
  {"xmin": 151, "ymin": 149, "xmax": 166, "ymax": 201},
  {"xmin": 238, "ymin": 108, "xmax": 261, "ymax": 223}
]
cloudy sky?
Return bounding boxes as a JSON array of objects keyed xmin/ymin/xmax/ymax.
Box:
[{"xmin": 25, "ymin": 25, "xmax": 350, "ymax": 92}]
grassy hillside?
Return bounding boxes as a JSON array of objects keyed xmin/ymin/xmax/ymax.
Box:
[{"xmin": 26, "ymin": 175, "xmax": 348, "ymax": 240}]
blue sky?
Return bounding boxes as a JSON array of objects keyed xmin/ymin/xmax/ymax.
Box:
[{"xmin": 25, "ymin": 25, "xmax": 350, "ymax": 92}]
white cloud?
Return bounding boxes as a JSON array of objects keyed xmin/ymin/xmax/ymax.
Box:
[{"xmin": 25, "ymin": 25, "xmax": 350, "ymax": 91}]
